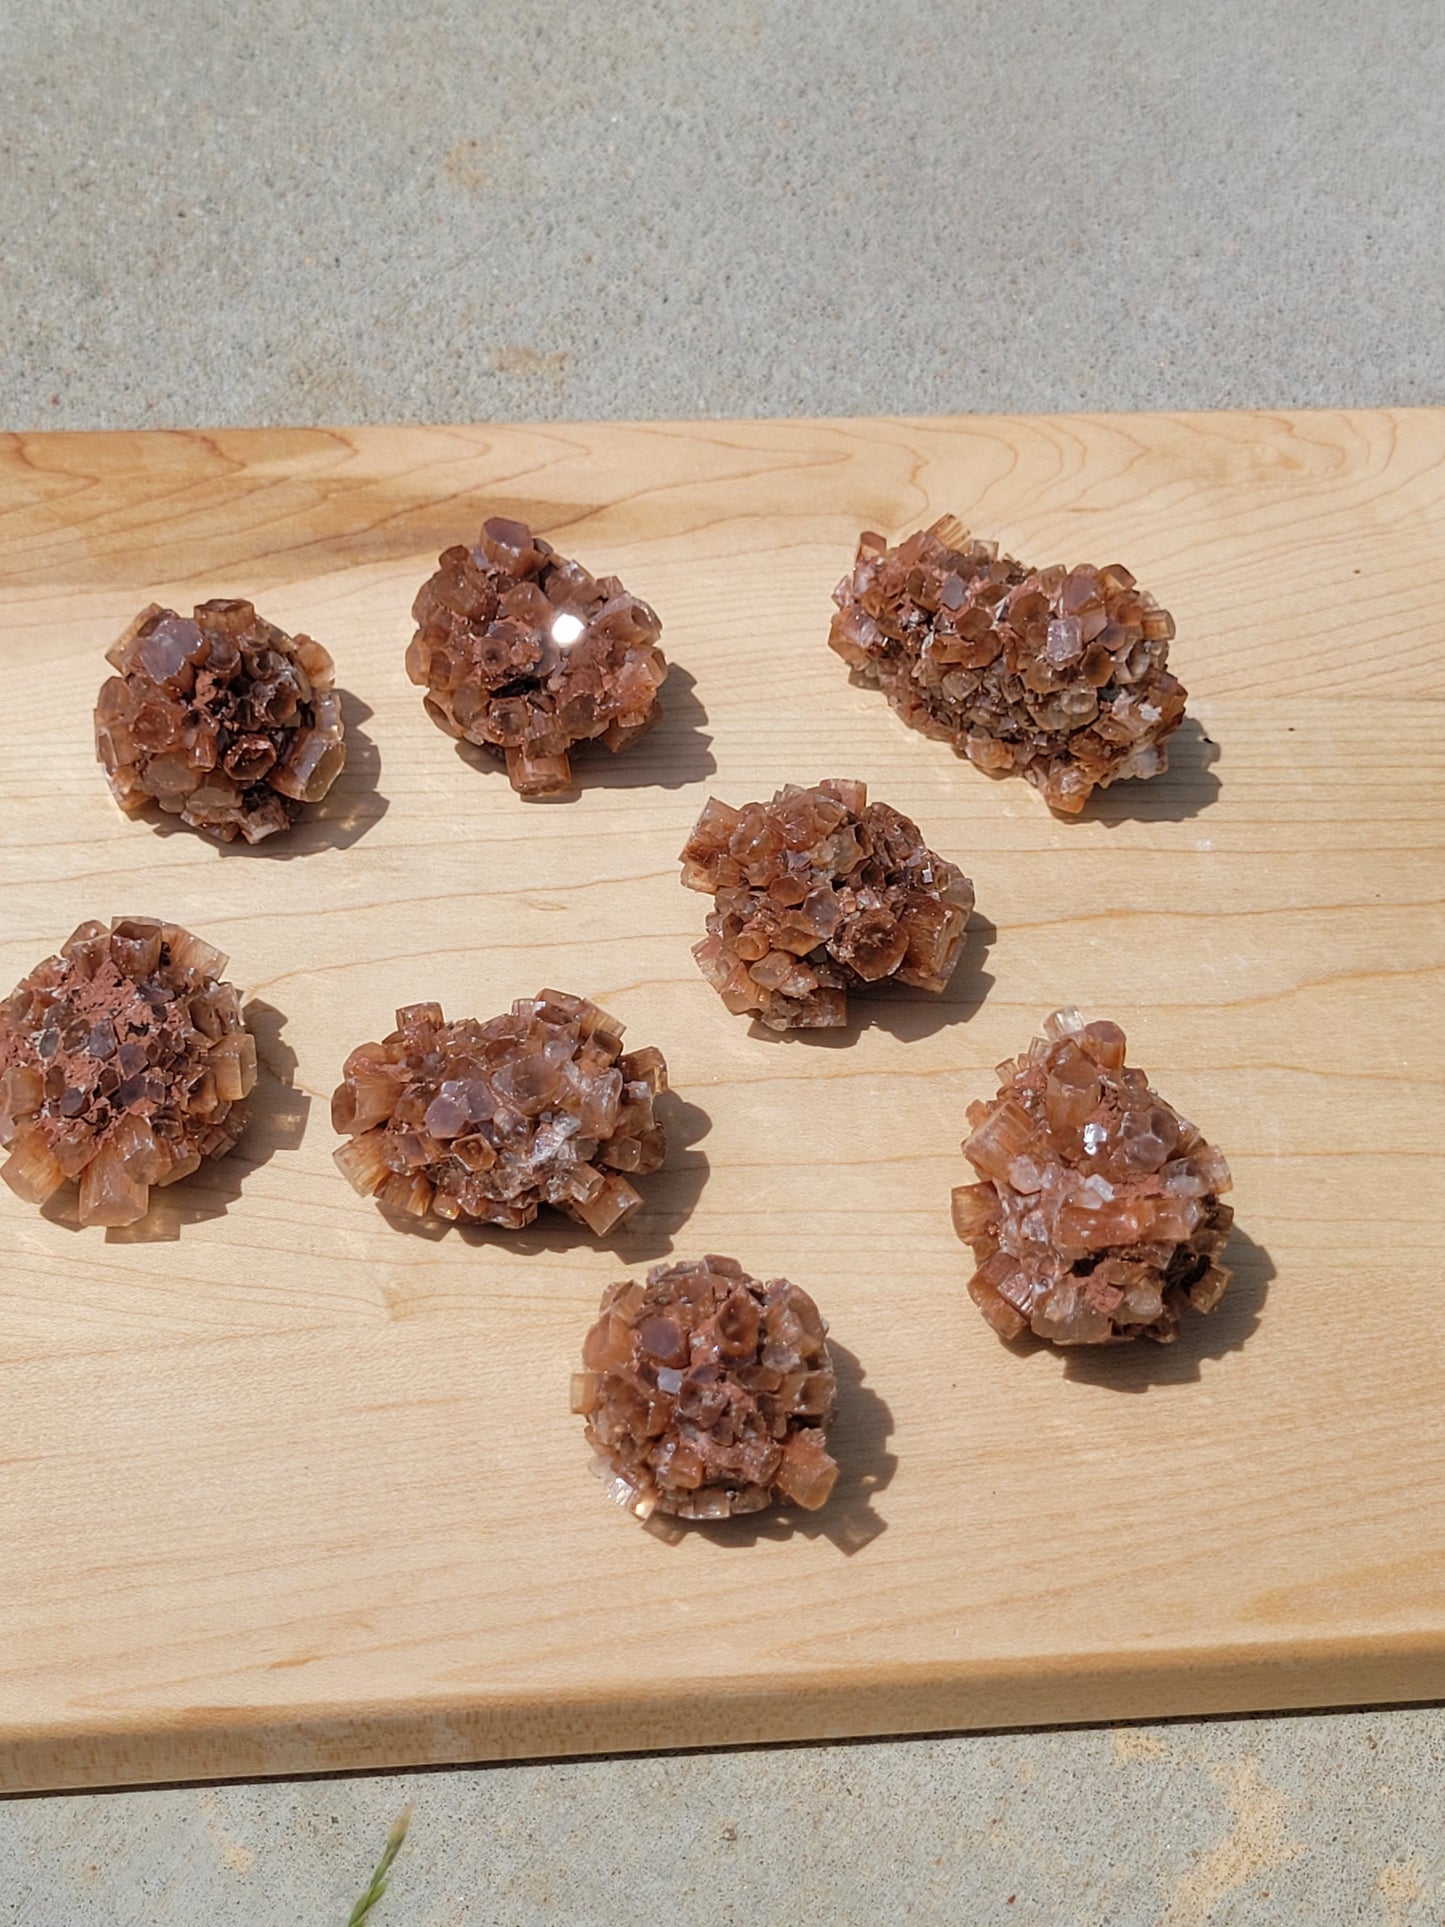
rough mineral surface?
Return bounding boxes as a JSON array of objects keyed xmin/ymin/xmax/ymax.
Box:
[
  {"xmin": 332, "ymin": 992, "xmax": 668, "ymax": 1233},
  {"xmin": 953, "ymin": 1008, "xmax": 1233, "ymax": 1344},
  {"xmin": 829, "ymin": 517, "xmax": 1187, "ymax": 814},
  {"xmin": 95, "ymin": 600, "xmax": 346, "ymax": 843},
  {"xmin": 407, "ymin": 516, "xmax": 668, "ymax": 796},
  {"xmin": 574, "ymin": 1256, "xmax": 840, "ymax": 1520},
  {"xmin": 0, "ymin": 918, "xmax": 257, "ymax": 1227},
  {"xmin": 679, "ymin": 778, "xmax": 974, "ymax": 1030}
]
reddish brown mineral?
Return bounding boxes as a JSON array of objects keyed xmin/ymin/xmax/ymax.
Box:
[
  {"xmin": 829, "ymin": 518, "xmax": 1187, "ymax": 814},
  {"xmin": 953, "ymin": 1009, "xmax": 1233, "ymax": 1344},
  {"xmin": 95, "ymin": 600, "xmax": 346, "ymax": 843},
  {"xmin": 680, "ymin": 779, "xmax": 974, "ymax": 1030},
  {"xmin": 407, "ymin": 517, "xmax": 668, "ymax": 796},
  {"xmin": 0, "ymin": 918, "xmax": 257, "ymax": 1226},
  {"xmin": 574, "ymin": 1256, "xmax": 839, "ymax": 1520},
  {"xmin": 332, "ymin": 992, "xmax": 668, "ymax": 1233}
]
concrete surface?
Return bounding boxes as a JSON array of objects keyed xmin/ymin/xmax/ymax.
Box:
[
  {"xmin": 4, "ymin": 1712, "xmax": 1445, "ymax": 1925},
  {"xmin": 2, "ymin": 0, "xmax": 1443, "ymax": 430},
  {"xmin": 3, "ymin": 0, "xmax": 1444, "ymax": 1922}
]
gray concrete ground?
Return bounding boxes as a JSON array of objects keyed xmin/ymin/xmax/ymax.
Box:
[
  {"xmin": 5, "ymin": 1712, "xmax": 1445, "ymax": 1925},
  {"xmin": 3, "ymin": 1, "xmax": 1444, "ymax": 1921},
  {"xmin": 3, "ymin": 0, "xmax": 1443, "ymax": 430}
]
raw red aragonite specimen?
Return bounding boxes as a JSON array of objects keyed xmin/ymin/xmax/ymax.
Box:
[
  {"xmin": 679, "ymin": 778, "xmax": 975, "ymax": 1030},
  {"xmin": 0, "ymin": 918, "xmax": 257, "ymax": 1227},
  {"xmin": 953, "ymin": 1009, "xmax": 1233, "ymax": 1344},
  {"xmin": 95, "ymin": 600, "xmax": 346, "ymax": 843},
  {"xmin": 407, "ymin": 516, "xmax": 668, "ymax": 797},
  {"xmin": 574, "ymin": 1256, "xmax": 839, "ymax": 1520},
  {"xmin": 332, "ymin": 992, "xmax": 668, "ymax": 1233},
  {"xmin": 829, "ymin": 517, "xmax": 1187, "ymax": 814}
]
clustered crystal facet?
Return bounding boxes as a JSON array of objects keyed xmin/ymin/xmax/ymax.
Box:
[
  {"xmin": 952, "ymin": 1009, "xmax": 1233, "ymax": 1344},
  {"xmin": 95, "ymin": 600, "xmax": 346, "ymax": 842},
  {"xmin": 573, "ymin": 1256, "xmax": 839, "ymax": 1519},
  {"xmin": 0, "ymin": 918, "xmax": 257, "ymax": 1226},
  {"xmin": 680, "ymin": 779, "xmax": 974, "ymax": 1029},
  {"xmin": 407, "ymin": 516, "xmax": 668, "ymax": 796},
  {"xmin": 331, "ymin": 992, "xmax": 668, "ymax": 1234},
  {"xmin": 829, "ymin": 517, "xmax": 1187, "ymax": 814}
]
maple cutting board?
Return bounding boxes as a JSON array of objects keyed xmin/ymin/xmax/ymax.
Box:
[{"xmin": 1, "ymin": 412, "xmax": 1443, "ymax": 1795}]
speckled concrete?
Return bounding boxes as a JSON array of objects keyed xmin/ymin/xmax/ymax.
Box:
[
  {"xmin": 3, "ymin": 1, "xmax": 1444, "ymax": 1921},
  {"xmin": 6, "ymin": 1713, "xmax": 1445, "ymax": 1924},
  {"xmin": 2, "ymin": 0, "xmax": 1442, "ymax": 431}
]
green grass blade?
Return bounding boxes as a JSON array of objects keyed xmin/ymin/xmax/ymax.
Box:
[{"xmin": 346, "ymin": 1805, "xmax": 412, "ymax": 1925}]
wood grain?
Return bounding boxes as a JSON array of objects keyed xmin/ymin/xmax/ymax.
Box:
[{"xmin": 1, "ymin": 411, "xmax": 1442, "ymax": 1794}]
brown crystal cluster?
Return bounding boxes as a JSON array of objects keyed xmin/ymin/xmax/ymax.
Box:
[
  {"xmin": 332, "ymin": 992, "xmax": 668, "ymax": 1233},
  {"xmin": 952, "ymin": 1009, "xmax": 1233, "ymax": 1344},
  {"xmin": 95, "ymin": 600, "xmax": 346, "ymax": 843},
  {"xmin": 407, "ymin": 516, "xmax": 668, "ymax": 796},
  {"xmin": 829, "ymin": 517, "xmax": 1187, "ymax": 814},
  {"xmin": 574, "ymin": 1256, "xmax": 839, "ymax": 1520},
  {"xmin": 0, "ymin": 918, "xmax": 257, "ymax": 1226},
  {"xmin": 680, "ymin": 779, "xmax": 974, "ymax": 1030}
]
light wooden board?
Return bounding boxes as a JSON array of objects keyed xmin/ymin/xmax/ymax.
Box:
[{"xmin": 1, "ymin": 412, "xmax": 1443, "ymax": 1794}]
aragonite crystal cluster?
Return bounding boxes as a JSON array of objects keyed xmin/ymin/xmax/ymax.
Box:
[
  {"xmin": 0, "ymin": 917, "xmax": 257, "ymax": 1226},
  {"xmin": 574, "ymin": 1256, "xmax": 839, "ymax": 1520},
  {"xmin": 829, "ymin": 517, "xmax": 1186, "ymax": 814},
  {"xmin": 332, "ymin": 992, "xmax": 668, "ymax": 1233},
  {"xmin": 95, "ymin": 600, "xmax": 346, "ymax": 843},
  {"xmin": 952, "ymin": 1009, "xmax": 1233, "ymax": 1344},
  {"xmin": 407, "ymin": 516, "xmax": 668, "ymax": 796},
  {"xmin": 680, "ymin": 779, "xmax": 974, "ymax": 1030}
]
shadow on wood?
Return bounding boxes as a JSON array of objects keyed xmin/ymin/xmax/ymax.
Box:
[
  {"xmin": 940, "ymin": 714, "xmax": 1221, "ymax": 826},
  {"xmin": 647, "ymin": 1340, "xmax": 896, "ymax": 1558},
  {"xmin": 78, "ymin": 998, "xmax": 310, "ymax": 1244},
  {"xmin": 1054, "ymin": 1223, "xmax": 1275, "ymax": 1392},
  {"xmin": 133, "ymin": 690, "xmax": 390, "ymax": 858},
  {"xmin": 1082, "ymin": 716, "xmax": 1221, "ymax": 827},
  {"xmin": 745, "ymin": 911, "xmax": 997, "ymax": 1048},
  {"xmin": 449, "ymin": 660, "xmax": 715, "ymax": 798},
  {"xmin": 374, "ymin": 1088, "xmax": 711, "ymax": 1263}
]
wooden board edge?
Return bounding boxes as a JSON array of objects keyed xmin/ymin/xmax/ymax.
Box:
[
  {"xmin": 9, "ymin": 1634, "xmax": 1445, "ymax": 1794},
  {"xmin": 3, "ymin": 401, "xmax": 1442, "ymax": 459}
]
